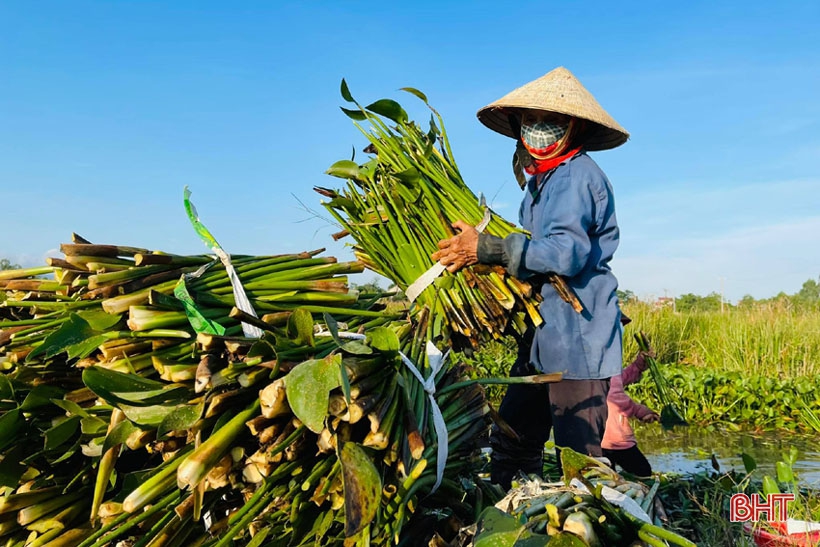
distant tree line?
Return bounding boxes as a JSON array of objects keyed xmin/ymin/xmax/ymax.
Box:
[
  {"xmin": 618, "ymin": 276, "xmax": 820, "ymax": 312},
  {"xmin": 0, "ymin": 258, "xmax": 20, "ymax": 270}
]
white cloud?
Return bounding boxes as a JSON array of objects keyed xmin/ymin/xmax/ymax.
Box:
[
  {"xmin": 614, "ymin": 216, "xmax": 820, "ymax": 302},
  {"xmin": 613, "ymin": 177, "xmax": 820, "ymax": 301}
]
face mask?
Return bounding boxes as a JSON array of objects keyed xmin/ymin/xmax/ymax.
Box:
[{"xmin": 520, "ymin": 119, "xmax": 569, "ymax": 151}]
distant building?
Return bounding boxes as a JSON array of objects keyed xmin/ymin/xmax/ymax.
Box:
[{"xmin": 655, "ymin": 296, "xmax": 675, "ymax": 309}]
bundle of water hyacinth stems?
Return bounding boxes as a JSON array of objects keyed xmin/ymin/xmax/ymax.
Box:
[
  {"xmin": 317, "ymin": 80, "xmax": 582, "ymax": 350},
  {"xmin": 635, "ymin": 332, "xmax": 688, "ymax": 430},
  {"xmin": 0, "ymin": 234, "xmax": 563, "ymax": 546}
]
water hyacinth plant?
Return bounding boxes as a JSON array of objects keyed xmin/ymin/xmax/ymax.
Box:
[{"xmin": 318, "ymin": 80, "xmax": 582, "ymax": 350}]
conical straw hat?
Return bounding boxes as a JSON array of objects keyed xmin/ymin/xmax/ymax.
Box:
[{"xmin": 477, "ymin": 67, "xmax": 629, "ymax": 151}]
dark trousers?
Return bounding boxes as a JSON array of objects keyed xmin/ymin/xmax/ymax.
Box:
[
  {"xmin": 490, "ymin": 336, "xmax": 610, "ymax": 489},
  {"xmin": 603, "ymin": 445, "xmax": 652, "ymax": 477}
]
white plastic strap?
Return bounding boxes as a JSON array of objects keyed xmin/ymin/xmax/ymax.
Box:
[
  {"xmin": 399, "ymin": 341, "xmax": 450, "ymax": 493},
  {"xmin": 183, "ymin": 188, "xmax": 263, "ymax": 339},
  {"xmin": 405, "ymin": 206, "xmax": 493, "ymax": 303},
  {"xmin": 212, "ymin": 247, "xmax": 264, "ymax": 339},
  {"xmin": 317, "ymin": 332, "xmax": 450, "ymax": 493}
]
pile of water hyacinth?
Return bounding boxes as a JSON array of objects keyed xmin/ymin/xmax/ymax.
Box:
[{"xmin": 1, "ymin": 229, "xmax": 537, "ymax": 546}]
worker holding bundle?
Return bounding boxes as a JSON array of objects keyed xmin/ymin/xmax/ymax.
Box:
[
  {"xmin": 602, "ymin": 315, "xmax": 660, "ymax": 477},
  {"xmin": 432, "ymin": 67, "xmax": 630, "ymax": 488}
]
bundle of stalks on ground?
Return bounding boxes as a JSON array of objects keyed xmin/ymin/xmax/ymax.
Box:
[
  {"xmin": 316, "ymin": 81, "xmax": 581, "ymax": 351},
  {"xmin": 0, "ymin": 235, "xmax": 548, "ymax": 546},
  {"xmin": 461, "ymin": 449, "xmax": 695, "ymax": 547}
]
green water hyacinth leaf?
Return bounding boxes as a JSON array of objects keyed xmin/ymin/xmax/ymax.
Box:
[
  {"xmin": 102, "ymin": 419, "xmax": 140, "ymax": 455},
  {"xmin": 175, "ymin": 275, "xmax": 225, "ymax": 336},
  {"xmin": 365, "ymin": 99, "xmax": 408, "ymax": 124},
  {"xmin": 0, "ymin": 375, "xmax": 13, "ymax": 400},
  {"xmin": 762, "ymin": 475, "xmax": 780, "ymax": 496},
  {"xmin": 340, "ymin": 78, "xmax": 355, "ymax": 102},
  {"xmin": 322, "ymin": 312, "xmax": 342, "ymax": 345},
  {"xmin": 247, "ymin": 334, "xmax": 276, "ymax": 359},
  {"xmin": 326, "ymin": 160, "xmax": 361, "ymax": 180},
  {"xmin": 359, "ymin": 158, "xmax": 377, "ymax": 181},
  {"xmin": 287, "ymin": 308, "xmax": 314, "ymax": 347},
  {"xmin": 44, "ymin": 415, "xmax": 81, "ymax": 451},
  {"xmin": 394, "ymin": 167, "xmax": 422, "ymax": 186},
  {"xmin": 474, "ymin": 507, "xmax": 524, "ymax": 547},
  {"xmin": 341, "ymin": 107, "xmax": 367, "ymax": 121},
  {"xmin": 742, "ymin": 452, "xmax": 757, "ymax": 474},
  {"xmin": 82, "ymin": 366, "xmax": 189, "ymax": 407},
  {"xmin": 82, "ymin": 416, "xmax": 108, "ymax": 436},
  {"xmin": 0, "ymin": 408, "xmax": 22, "ymax": 452},
  {"xmin": 21, "ymin": 385, "xmax": 64, "ymax": 411},
  {"xmin": 323, "ymin": 312, "xmax": 352, "ymax": 404},
  {"xmin": 329, "ymin": 196, "xmax": 358, "ymax": 210},
  {"xmin": 341, "ymin": 340, "xmax": 372, "ymax": 355},
  {"xmin": 0, "ymin": 445, "xmax": 25, "ymax": 487},
  {"xmin": 76, "ymin": 309, "xmax": 123, "ymax": 331},
  {"xmin": 785, "ymin": 446, "xmax": 799, "ymax": 466},
  {"xmin": 66, "ymin": 333, "xmax": 109, "ymax": 360},
  {"xmin": 27, "ymin": 313, "xmax": 95, "ymax": 361},
  {"xmin": 435, "ymin": 276, "xmax": 456, "ymax": 291},
  {"xmin": 158, "ymin": 401, "xmax": 204, "ymax": 438},
  {"xmin": 246, "ymin": 528, "xmax": 271, "ymax": 547},
  {"xmin": 513, "ymin": 530, "xmax": 551, "ymax": 546},
  {"xmin": 543, "ymin": 533, "xmax": 587, "ymax": 547},
  {"xmin": 776, "ymin": 460, "xmax": 794, "ymax": 483},
  {"xmin": 366, "ymin": 326, "xmax": 399, "ymax": 355},
  {"xmin": 339, "ymin": 441, "xmax": 381, "ymax": 537},
  {"xmin": 287, "ymin": 354, "xmax": 342, "ymax": 433},
  {"xmin": 400, "ymin": 86, "xmax": 428, "ymax": 103},
  {"xmin": 120, "ymin": 404, "xmax": 178, "ymax": 428}
]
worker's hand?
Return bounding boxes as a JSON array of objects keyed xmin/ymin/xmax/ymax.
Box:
[
  {"xmin": 636, "ymin": 349, "xmax": 656, "ymax": 371},
  {"xmin": 641, "ymin": 411, "xmax": 660, "ymax": 424},
  {"xmin": 431, "ymin": 220, "xmax": 479, "ymax": 273}
]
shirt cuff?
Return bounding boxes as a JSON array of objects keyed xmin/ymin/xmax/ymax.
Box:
[{"xmin": 477, "ymin": 233, "xmax": 507, "ymax": 265}]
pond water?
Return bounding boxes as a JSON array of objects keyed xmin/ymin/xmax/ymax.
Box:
[{"xmin": 636, "ymin": 424, "xmax": 820, "ymax": 485}]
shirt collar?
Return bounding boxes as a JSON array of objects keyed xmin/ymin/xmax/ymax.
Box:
[{"xmin": 527, "ymin": 152, "xmax": 584, "ymax": 200}]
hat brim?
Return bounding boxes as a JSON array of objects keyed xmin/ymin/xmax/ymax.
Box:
[{"xmin": 478, "ymin": 106, "xmax": 628, "ymax": 152}]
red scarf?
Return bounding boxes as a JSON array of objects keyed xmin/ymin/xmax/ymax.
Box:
[
  {"xmin": 522, "ymin": 118, "xmax": 582, "ymax": 175},
  {"xmin": 523, "ymin": 145, "xmax": 582, "ymax": 175}
]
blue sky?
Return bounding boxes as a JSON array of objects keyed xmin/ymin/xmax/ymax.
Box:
[{"xmin": 1, "ymin": 1, "xmax": 818, "ymax": 303}]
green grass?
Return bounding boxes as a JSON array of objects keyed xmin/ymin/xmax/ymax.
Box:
[
  {"xmin": 463, "ymin": 302, "xmax": 820, "ymax": 432},
  {"xmin": 622, "ymin": 300, "xmax": 820, "ymax": 378}
]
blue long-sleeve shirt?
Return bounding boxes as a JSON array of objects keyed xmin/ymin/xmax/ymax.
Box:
[{"xmin": 499, "ymin": 152, "xmax": 623, "ymax": 380}]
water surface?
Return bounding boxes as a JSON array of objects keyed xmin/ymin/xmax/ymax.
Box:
[{"xmin": 637, "ymin": 425, "xmax": 820, "ymax": 485}]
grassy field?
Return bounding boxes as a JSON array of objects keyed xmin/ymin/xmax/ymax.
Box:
[
  {"xmin": 463, "ymin": 301, "xmax": 820, "ymax": 432},
  {"xmin": 621, "ymin": 300, "xmax": 820, "ymax": 378}
]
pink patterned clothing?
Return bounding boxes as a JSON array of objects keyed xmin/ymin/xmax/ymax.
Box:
[{"xmin": 601, "ymin": 354, "xmax": 654, "ymax": 450}]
